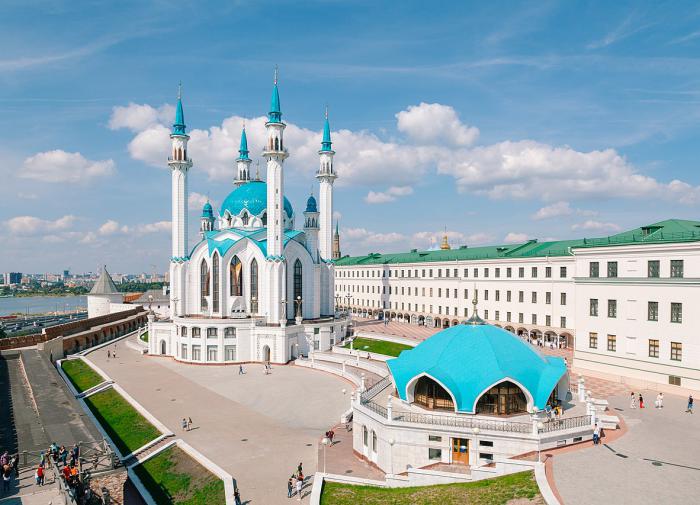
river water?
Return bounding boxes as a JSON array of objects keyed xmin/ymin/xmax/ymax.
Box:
[{"xmin": 0, "ymin": 295, "xmax": 87, "ymax": 316}]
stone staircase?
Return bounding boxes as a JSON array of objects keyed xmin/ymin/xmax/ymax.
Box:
[{"xmin": 123, "ymin": 434, "xmax": 175, "ymax": 467}]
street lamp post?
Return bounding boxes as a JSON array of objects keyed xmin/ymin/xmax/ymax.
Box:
[
  {"xmin": 388, "ymin": 438, "xmax": 395, "ymax": 475},
  {"xmin": 280, "ymin": 298, "xmax": 286, "ymax": 327},
  {"xmin": 537, "ymin": 422, "xmax": 544, "ymax": 463},
  {"xmin": 321, "ymin": 436, "xmax": 330, "ymax": 474}
]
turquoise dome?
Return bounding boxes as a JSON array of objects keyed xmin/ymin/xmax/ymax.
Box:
[
  {"xmin": 201, "ymin": 201, "xmax": 213, "ymax": 218},
  {"xmin": 305, "ymin": 194, "xmax": 318, "ymax": 213},
  {"xmin": 220, "ymin": 180, "xmax": 293, "ymax": 219},
  {"xmin": 387, "ymin": 324, "xmax": 566, "ymax": 413}
]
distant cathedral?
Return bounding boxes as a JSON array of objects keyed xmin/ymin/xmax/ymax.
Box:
[
  {"xmin": 147, "ymin": 72, "xmax": 348, "ymax": 364},
  {"xmin": 332, "ymin": 222, "xmax": 341, "ymax": 259}
]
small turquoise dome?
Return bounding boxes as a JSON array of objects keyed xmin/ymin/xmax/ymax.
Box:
[
  {"xmin": 388, "ymin": 324, "xmax": 566, "ymax": 413},
  {"xmin": 201, "ymin": 201, "xmax": 213, "ymax": 218},
  {"xmin": 305, "ymin": 194, "xmax": 318, "ymax": 213},
  {"xmin": 220, "ymin": 180, "xmax": 293, "ymax": 220}
]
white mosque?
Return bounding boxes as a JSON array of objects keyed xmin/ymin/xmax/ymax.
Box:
[{"xmin": 148, "ymin": 74, "xmax": 349, "ymax": 364}]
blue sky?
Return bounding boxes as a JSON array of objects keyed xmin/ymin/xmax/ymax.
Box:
[{"xmin": 3, "ymin": 0, "xmax": 700, "ymax": 273}]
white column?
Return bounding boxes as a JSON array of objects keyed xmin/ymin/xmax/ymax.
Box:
[
  {"xmin": 318, "ymin": 177, "xmax": 333, "ymax": 259},
  {"xmin": 266, "ymin": 157, "xmax": 284, "ymax": 257}
]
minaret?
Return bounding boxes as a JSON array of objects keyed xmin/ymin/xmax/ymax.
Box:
[
  {"xmin": 234, "ymin": 124, "xmax": 252, "ymax": 186},
  {"xmin": 200, "ymin": 201, "xmax": 215, "ymax": 238},
  {"xmin": 304, "ymin": 193, "xmax": 319, "ymax": 261},
  {"xmin": 263, "ymin": 68, "xmax": 288, "ymax": 257},
  {"xmin": 317, "ymin": 107, "xmax": 337, "ymax": 260},
  {"xmin": 332, "ymin": 221, "xmax": 341, "ymax": 260},
  {"xmin": 262, "ymin": 68, "xmax": 289, "ymax": 325},
  {"xmin": 168, "ymin": 84, "xmax": 193, "ymax": 317}
]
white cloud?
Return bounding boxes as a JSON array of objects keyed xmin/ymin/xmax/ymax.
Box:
[
  {"xmin": 532, "ymin": 201, "xmax": 572, "ymax": 220},
  {"xmin": 19, "ymin": 150, "xmax": 115, "ymax": 183},
  {"xmin": 504, "ymin": 232, "xmax": 529, "ymax": 243},
  {"xmin": 188, "ymin": 192, "xmax": 213, "ymax": 211},
  {"xmin": 365, "ymin": 185, "xmax": 414, "ymax": 204},
  {"xmin": 98, "ymin": 220, "xmax": 129, "ymax": 235},
  {"xmin": 108, "ymin": 103, "xmax": 174, "ymax": 132},
  {"xmin": 571, "ymin": 220, "xmax": 621, "ymax": 232},
  {"xmin": 396, "ymin": 102, "xmax": 479, "ymax": 147},
  {"xmin": 135, "ymin": 221, "xmax": 171, "ymax": 234},
  {"xmin": 5, "ymin": 215, "xmax": 76, "ymax": 235}
]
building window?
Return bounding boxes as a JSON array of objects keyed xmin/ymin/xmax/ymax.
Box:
[
  {"xmin": 428, "ymin": 435, "xmax": 442, "ymax": 442},
  {"xmin": 484, "ymin": 310, "xmax": 489, "ymax": 319},
  {"xmin": 506, "ymin": 311, "xmax": 512, "ymax": 322},
  {"xmin": 413, "ymin": 376, "xmax": 454, "ymax": 410},
  {"xmin": 607, "ymin": 299, "xmax": 617, "ymax": 318},
  {"xmin": 207, "ymin": 327, "xmax": 217, "ymax": 338},
  {"xmin": 589, "ymin": 333, "xmax": 598, "ymax": 349},
  {"xmin": 669, "ymin": 375, "xmax": 681, "ymax": 386},
  {"xmin": 181, "ymin": 344, "xmax": 188, "ymax": 359},
  {"xmin": 207, "ymin": 345, "xmax": 218, "ymax": 361},
  {"xmin": 495, "ymin": 268, "xmax": 500, "ymax": 278},
  {"xmin": 191, "ymin": 345, "xmax": 201, "ymax": 361},
  {"xmin": 607, "ymin": 261, "xmax": 618, "ymax": 278},
  {"xmin": 590, "ymin": 262, "xmax": 599, "ymax": 278},
  {"xmin": 670, "ymin": 260, "xmax": 684, "ymax": 278},
  {"xmin": 484, "ymin": 290, "xmax": 489, "ymax": 301},
  {"xmin": 518, "ymin": 267, "xmax": 524, "ymax": 278},
  {"xmin": 648, "ymin": 339, "xmax": 659, "ymax": 358},
  {"xmin": 545, "ymin": 315, "xmax": 551, "ymax": 326},
  {"xmin": 224, "ymin": 327, "xmax": 235, "ymax": 337},
  {"xmin": 531, "ymin": 292, "xmax": 537, "ymax": 303},
  {"xmin": 607, "ymin": 335, "xmax": 616, "ymax": 352},
  {"xmin": 560, "ymin": 267, "xmax": 567, "ymax": 278},
  {"xmin": 250, "ymin": 258, "xmax": 259, "ymax": 306},
  {"xmin": 473, "ymin": 268, "xmax": 478, "ymax": 277},
  {"xmin": 648, "ymin": 260, "xmax": 660, "ymax": 278},
  {"xmin": 560, "ymin": 316, "xmax": 566, "ymax": 328},
  {"xmin": 495, "ymin": 290, "xmax": 500, "ymax": 301},
  {"xmin": 428, "ymin": 448, "xmax": 442, "ymax": 460},
  {"xmin": 647, "ymin": 302, "xmax": 658, "ymax": 321},
  {"xmin": 191, "ymin": 327, "xmax": 201, "ymax": 337},
  {"xmin": 531, "ymin": 314, "xmax": 537, "ymax": 325},
  {"xmin": 181, "ymin": 326, "xmax": 188, "ymax": 337},
  {"xmin": 518, "ymin": 313, "xmax": 524, "ymax": 324},
  {"xmin": 531, "ymin": 267, "xmax": 537, "ymax": 278},
  {"xmin": 225, "ymin": 345, "xmax": 236, "ymax": 360},
  {"xmin": 495, "ymin": 310, "xmax": 500, "ymax": 321},
  {"xmin": 211, "ymin": 253, "xmax": 220, "ymax": 312},
  {"xmin": 671, "ymin": 342, "xmax": 682, "ymax": 361},
  {"xmin": 518, "ymin": 291, "xmax": 524, "ymax": 303},
  {"xmin": 507, "ymin": 267, "xmax": 512, "ymax": 278},
  {"xmin": 560, "ymin": 293, "xmax": 567, "ymax": 306},
  {"xmin": 200, "ymin": 259, "xmax": 209, "ymax": 311},
  {"xmin": 507, "ymin": 291, "xmax": 512, "ymax": 302},
  {"xmin": 545, "ymin": 266, "xmax": 552, "ymax": 278},
  {"xmin": 230, "ymin": 255, "xmax": 243, "ymax": 296},
  {"xmin": 671, "ymin": 303, "xmax": 682, "ymax": 323},
  {"xmin": 475, "ymin": 381, "xmax": 528, "ymax": 415},
  {"xmin": 484, "ymin": 268, "xmax": 489, "ymax": 278},
  {"xmin": 590, "ymin": 298, "xmax": 598, "ymax": 316},
  {"xmin": 293, "ymin": 259, "xmax": 303, "ymax": 315},
  {"xmin": 545, "ymin": 292, "xmax": 551, "ymax": 305}
]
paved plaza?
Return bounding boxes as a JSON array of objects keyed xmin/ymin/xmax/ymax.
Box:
[{"xmin": 87, "ymin": 337, "xmax": 352, "ymax": 504}]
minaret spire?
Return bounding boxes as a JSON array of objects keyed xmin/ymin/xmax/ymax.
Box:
[
  {"xmin": 317, "ymin": 107, "xmax": 337, "ymax": 260},
  {"xmin": 234, "ymin": 122, "xmax": 252, "ymax": 186}
]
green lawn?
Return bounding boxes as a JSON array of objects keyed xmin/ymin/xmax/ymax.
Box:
[
  {"xmin": 61, "ymin": 359, "xmax": 104, "ymax": 392},
  {"xmin": 84, "ymin": 388, "xmax": 161, "ymax": 455},
  {"xmin": 343, "ymin": 337, "xmax": 413, "ymax": 357},
  {"xmin": 134, "ymin": 445, "xmax": 226, "ymax": 505},
  {"xmin": 140, "ymin": 331, "xmax": 149, "ymax": 342},
  {"xmin": 320, "ymin": 471, "xmax": 541, "ymax": 505}
]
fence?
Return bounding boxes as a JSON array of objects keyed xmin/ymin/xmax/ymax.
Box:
[
  {"xmin": 391, "ymin": 409, "xmax": 533, "ymax": 433},
  {"xmin": 360, "ymin": 376, "xmax": 392, "ymax": 403},
  {"xmin": 537, "ymin": 415, "xmax": 591, "ymax": 433}
]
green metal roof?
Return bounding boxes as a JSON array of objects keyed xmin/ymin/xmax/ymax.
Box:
[{"xmin": 335, "ymin": 219, "xmax": 700, "ymax": 266}]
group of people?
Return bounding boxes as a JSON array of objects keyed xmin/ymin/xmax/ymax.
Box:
[
  {"xmin": 629, "ymin": 391, "xmax": 694, "ymax": 413},
  {"xmin": 1, "ymin": 451, "xmax": 19, "ymax": 495},
  {"xmin": 181, "ymin": 417, "xmax": 194, "ymax": 431},
  {"xmin": 287, "ymin": 462, "xmax": 305, "ymax": 500}
]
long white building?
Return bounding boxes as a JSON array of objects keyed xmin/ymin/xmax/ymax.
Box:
[{"xmin": 335, "ymin": 219, "xmax": 700, "ymax": 393}]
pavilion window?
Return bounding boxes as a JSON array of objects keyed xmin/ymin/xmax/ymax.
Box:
[
  {"xmin": 241, "ymin": 212, "xmax": 249, "ymax": 226},
  {"xmin": 212, "ymin": 253, "xmax": 220, "ymax": 313},
  {"xmin": 250, "ymin": 258, "xmax": 259, "ymax": 308},
  {"xmin": 475, "ymin": 381, "xmax": 528, "ymax": 416},
  {"xmin": 200, "ymin": 259, "xmax": 209, "ymax": 311},
  {"xmin": 230, "ymin": 256, "xmax": 243, "ymax": 297},
  {"xmin": 413, "ymin": 376, "xmax": 454, "ymax": 411}
]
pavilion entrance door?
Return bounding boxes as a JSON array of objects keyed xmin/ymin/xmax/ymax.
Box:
[{"xmin": 451, "ymin": 438, "xmax": 469, "ymax": 465}]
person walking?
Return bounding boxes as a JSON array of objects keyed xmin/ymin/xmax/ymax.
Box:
[
  {"xmin": 35, "ymin": 465, "xmax": 44, "ymax": 486},
  {"xmin": 2, "ymin": 465, "xmax": 11, "ymax": 494},
  {"xmin": 234, "ymin": 488, "xmax": 242, "ymax": 505},
  {"xmin": 630, "ymin": 392, "xmax": 636, "ymax": 409},
  {"xmin": 656, "ymin": 392, "xmax": 664, "ymax": 409},
  {"xmin": 686, "ymin": 395, "xmax": 694, "ymax": 414},
  {"xmin": 287, "ymin": 477, "xmax": 293, "ymax": 498},
  {"xmin": 239, "ymin": 364, "xmax": 244, "ymax": 375},
  {"xmin": 182, "ymin": 418, "xmax": 188, "ymax": 431},
  {"xmin": 188, "ymin": 417, "xmax": 193, "ymax": 430},
  {"xmin": 297, "ymin": 462, "xmax": 303, "ymax": 476},
  {"xmin": 296, "ymin": 477, "xmax": 303, "ymax": 501},
  {"xmin": 592, "ymin": 424, "xmax": 600, "ymax": 445},
  {"xmin": 639, "ymin": 393, "xmax": 644, "ymax": 409},
  {"xmin": 107, "ymin": 350, "xmax": 111, "ymax": 359}
]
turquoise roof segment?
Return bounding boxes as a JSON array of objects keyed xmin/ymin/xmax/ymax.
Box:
[
  {"xmin": 204, "ymin": 229, "xmax": 305, "ymax": 258},
  {"xmin": 219, "ymin": 180, "xmax": 293, "ymax": 219},
  {"xmin": 172, "ymin": 97, "xmax": 187, "ymax": 135},
  {"xmin": 201, "ymin": 201, "xmax": 214, "ymax": 218},
  {"xmin": 305, "ymin": 194, "xmax": 318, "ymax": 213},
  {"xmin": 321, "ymin": 117, "xmax": 332, "ymax": 151},
  {"xmin": 268, "ymin": 84, "xmax": 282, "ymax": 123},
  {"xmin": 238, "ymin": 127, "xmax": 250, "ymax": 160},
  {"xmin": 387, "ymin": 324, "xmax": 566, "ymax": 413}
]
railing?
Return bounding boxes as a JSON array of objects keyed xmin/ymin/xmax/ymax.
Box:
[
  {"xmin": 538, "ymin": 415, "xmax": 591, "ymax": 433},
  {"xmin": 360, "ymin": 376, "xmax": 392, "ymax": 403},
  {"xmin": 363, "ymin": 400, "xmax": 388, "ymax": 418},
  {"xmin": 581, "ymin": 230, "xmax": 700, "ymax": 246},
  {"xmin": 391, "ymin": 410, "xmax": 533, "ymax": 433}
]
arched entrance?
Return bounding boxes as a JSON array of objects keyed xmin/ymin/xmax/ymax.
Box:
[
  {"xmin": 262, "ymin": 345, "xmax": 271, "ymax": 363},
  {"xmin": 412, "ymin": 376, "xmax": 455, "ymax": 411},
  {"xmin": 475, "ymin": 381, "xmax": 528, "ymax": 416},
  {"xmin": 160, "ymin": 340, "xmax": 167, "ymax": 355}
]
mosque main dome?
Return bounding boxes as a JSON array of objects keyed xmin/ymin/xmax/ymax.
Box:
[{"xmin": 219, "ymin": 180, "xmax": 294, "ymax": 220}]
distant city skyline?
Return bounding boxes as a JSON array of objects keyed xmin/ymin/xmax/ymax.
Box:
[{"xmin": 3, "ymin": 1, "xmax": 700, "ymax": 272}]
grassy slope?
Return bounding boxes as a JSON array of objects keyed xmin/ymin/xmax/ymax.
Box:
[
  {"xmin": 140, "ymin": 331, "xmax": 149, "ymax": 342},
  {"xmin": 343, "ymin": 337, "xmax": 413, "ymax": 357},
  {"xmin": 61, "ymin": 359, "xmax": 104, "ymax": 392},
  {"xmin": 84, "ymin": 388, "xmax": 161, "ymax": 455},
  {"xmin": 320, "ymin": 471, "xmax": 541, "ymax": 505},
  {"xmin": 134, "ymin": 446, "xmax": 226, "ymax": 505}
]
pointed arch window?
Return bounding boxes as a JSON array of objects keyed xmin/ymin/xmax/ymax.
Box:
[
  {"xmin": 414, "ymin": 376, "xmax": 454, "ymax": 411},
  {"xmin": 294, "ymin": 259, "xmax": 303, "ymax": 315},
  {"xmin": 241, "ymin": 212, "xmax": 249, "ymax": 226},
  {"xmin": 274, "ymin": 137, "xmax": 280, "ymax": 151},
  {"xmin": 230, "ymin": 256, "xmax": 243, "ymax": 297},
  {"xmin": 475, "ymin": 381, "xmax": 528, "ymax": 416},
  {"xmin": 250, "ymin": 258, "xmax": 259, "ymax": 305},
  {"xmin": 212, "ymin": 253, "xmax": 220, "ymax": 313},
  {"xmin": 200, "ymin": 259, "xmax": 209, "ymax": 311}
]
